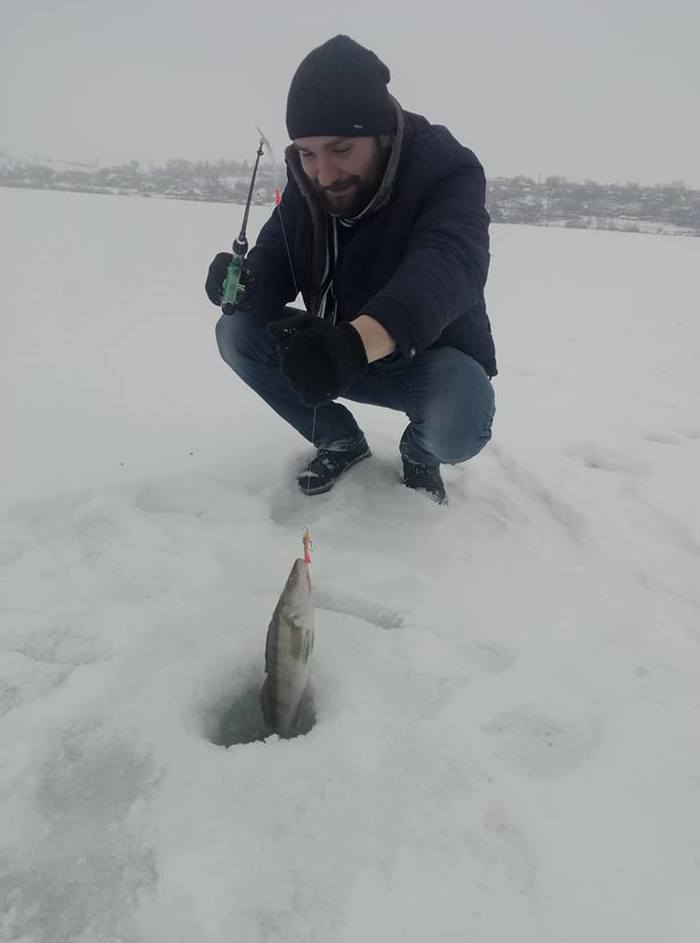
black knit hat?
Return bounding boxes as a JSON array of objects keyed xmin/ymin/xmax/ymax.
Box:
[{"xmin": 286, "ymin": 35, "xmax": 396, "ymax": 140}]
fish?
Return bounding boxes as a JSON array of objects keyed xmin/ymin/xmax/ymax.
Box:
[{"xmin": 260, "ymin": 557, "xmax": 315, "ymax": 738}]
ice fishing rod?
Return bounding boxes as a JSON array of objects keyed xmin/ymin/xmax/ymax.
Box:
[
  {"xmin": 220, "ymin": 128, "xmax": 270, "ymax": 315},
  {"xmin": 219, "ymin": 131, "xmax": 317, "ymax": 490}
]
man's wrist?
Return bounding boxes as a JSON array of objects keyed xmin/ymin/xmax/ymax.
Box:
[{"xmin": 349, "ymin": 315, "xmax": 396, "ymax": 363}]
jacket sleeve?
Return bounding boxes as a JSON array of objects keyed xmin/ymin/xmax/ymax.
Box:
[
  {"xmin": 362, "ymin": 165, "xmax": 490, "ymax": 357},
  {"xmin": 240, "ymin": 185, "xmax": 300, "ymax": 313}
]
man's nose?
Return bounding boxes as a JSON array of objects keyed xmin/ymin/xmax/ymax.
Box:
[{"xmin": 316, "ymin": 154, "xmax": 341, "ymax": 189}]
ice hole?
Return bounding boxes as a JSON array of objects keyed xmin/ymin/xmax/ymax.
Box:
[{"xmin": 205, "ymin": 684, "xmax": 316, "ymax": 746}]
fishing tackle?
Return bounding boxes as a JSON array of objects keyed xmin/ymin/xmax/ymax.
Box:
[{"xmin": 220, "ymin": 129, "xmax": 270, "ymax": 315}]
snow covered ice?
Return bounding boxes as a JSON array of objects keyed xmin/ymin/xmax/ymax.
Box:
[{"xmin": 1, "ymin": 186, "xmax": 699, "ymax": 942}]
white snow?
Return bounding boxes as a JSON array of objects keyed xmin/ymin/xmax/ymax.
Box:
[{"xmin": 1, "ymin": 186, "xmax": 699, "ymax": 943}]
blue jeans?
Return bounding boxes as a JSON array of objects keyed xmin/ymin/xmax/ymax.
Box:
[{"xmin": 215, "ymin": 308, "xmax": 495, "ymax": 466}]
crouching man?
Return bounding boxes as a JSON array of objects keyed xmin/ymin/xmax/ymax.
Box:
[{"xmin": 207, "ymin": 34, "xmax": 497, "ymax": 505}]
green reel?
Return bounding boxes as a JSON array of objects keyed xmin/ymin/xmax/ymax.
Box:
[{"xmin": 221, "ymin": 253, "xmax": 246, "ymax": 309}]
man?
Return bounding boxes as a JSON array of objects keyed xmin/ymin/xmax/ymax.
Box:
[{"xmin": 206, "ymin": 34, "xmax": 496, "ymax": 505}]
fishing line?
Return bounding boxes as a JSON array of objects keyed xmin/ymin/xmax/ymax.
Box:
[{"xmin": 272, "ymin": 174, "xmax": 319, "ymax": 499}]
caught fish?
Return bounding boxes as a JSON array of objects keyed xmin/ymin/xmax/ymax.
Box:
[{"xmin": 260, "ymin": 554, "xmax": 315, "ymax": 738}]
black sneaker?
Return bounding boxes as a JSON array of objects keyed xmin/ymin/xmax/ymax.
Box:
[
  {"xmin": 402, "ymin": 458, "xmax": 447, "ymax": 505},
  {"xmin": 297, "ymin": 437, "xmax": 371, "ymax": 495}
]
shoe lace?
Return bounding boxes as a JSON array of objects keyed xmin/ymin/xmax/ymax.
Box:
[{"xmin": 300, "ymin": 452, "xmax": 336, "ymax": 479}]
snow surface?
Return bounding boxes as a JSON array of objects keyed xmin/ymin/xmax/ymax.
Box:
[{"xmin": 2, "ymin": 186, "xmax": 699, "ymax": 942}]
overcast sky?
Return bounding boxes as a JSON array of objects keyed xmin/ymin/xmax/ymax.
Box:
[{"xmin": 1, "ymin": 0, "xmax": 697, "ymax": 186}]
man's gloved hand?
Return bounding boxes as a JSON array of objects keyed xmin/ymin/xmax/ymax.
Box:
[
  {"xmin": 267, "ymin": 314, "xmax": 369, "ymax": 407},
  {"xmin": 204, "ymin": 252, "xmax": 253, "ymax": 310}
]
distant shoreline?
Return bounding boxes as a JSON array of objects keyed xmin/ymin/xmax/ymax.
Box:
[{"xmin": 1, "ymin": 173, "xmax": 697, "ymax": 238}]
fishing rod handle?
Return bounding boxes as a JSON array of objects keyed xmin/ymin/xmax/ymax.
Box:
[{"xmin": 221, "ymin": 254, "xmax": 245, "ymax": 314}]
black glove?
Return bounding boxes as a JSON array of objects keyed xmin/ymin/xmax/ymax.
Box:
[
  {"xmin": 267, "ymin": 314, "xmax": 369, "ymax": 407},
  {"xmin": 204, "ymin": 252, "xmax": 253, "ymax": 311}
]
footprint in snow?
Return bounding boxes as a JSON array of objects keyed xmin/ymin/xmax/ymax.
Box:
[
  {"xmin": 470, "ymin": 801, "xmax": 537, "ymax": 895},
  {"xmin": 563, "ymin": 442, "xmax": 650, "ymax": 477},
  {"xmin": 484, "ymin": 706, "xmax": 600, "ymax": 780},
  {"xmin": 468, "ymin": 643, "xmax": 516, "ymax": 674},
  {"xmin": 73, "ymin": 512, "xmax": 121, "ymax": 561},
  {"xmin": 135, "ymin": 478, "xmax": 209, "ymax": 517},
  {"xmin": 2, "ymin": 727, "xmax": 159, "ymax": 943},
  {"xmin": 676, "ymin": 426, "xmax": 700, "ymax": 441},
  {"xmin": 266, "ymin": 483, "xmax": 327, "ymax": 529},
  {"xmin": 642, "ymin": 431, "xmax": 683, "ymax": 446},
  {"xmin": 491, "ymin": 443, "xmax": 587, "ymax": 540},
  {"xmin": 314, "ymin": 589, "xmax": 404, "ymax": 631}
]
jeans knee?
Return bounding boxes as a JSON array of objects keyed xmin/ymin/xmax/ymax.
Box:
[
  {"xmin": 215, "ymin": 311, "xmax": 272, "ymax": 373},
  {"xmin": 457, "ymin": 417, "xmax": 493, "ymax": 462},
  {"xmin": 426, "ymin": 351, "xmax": 495, "ymax": 463},
  {"xmin": 215, "ymin": 314, "xmax": 237, "ymax": 368},
  {"xmin": 436, "ymin": 423, "xmax": 490, "ymax": 464}
]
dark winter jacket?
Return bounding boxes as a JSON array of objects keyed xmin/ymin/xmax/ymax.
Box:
[{"xmin": 246, "ymin": 102, "xmax": 498, "ymax": 377}]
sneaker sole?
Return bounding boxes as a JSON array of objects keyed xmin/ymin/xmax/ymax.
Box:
[{"xmin": 297, "ymin": 448, "xmax": 371, "ymax": 496}]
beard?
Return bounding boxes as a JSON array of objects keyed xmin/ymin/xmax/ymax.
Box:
[{"xmin": 311, "ymin": 138, "xmax": 391, "ymax": 218}]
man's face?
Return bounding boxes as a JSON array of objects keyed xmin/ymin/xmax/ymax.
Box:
[{"xmin": 293, "ymin": 135, "xmax": 390, "ymax": 217}]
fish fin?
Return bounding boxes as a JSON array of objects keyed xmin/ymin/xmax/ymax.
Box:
[
  {"xmin": 302, "ymin": 628, "xmax": 314, "ymax": 664},
  {"xmin": 264, "ymin": 604, "xmax": 281, "ymax": 670},
  {"xmin": 260, "ymin": 678, "xmax": 273, "ymax": 726}
]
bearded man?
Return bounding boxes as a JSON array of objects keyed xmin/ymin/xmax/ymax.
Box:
[{"xmin": 206, "ymin": 34, "xmax": 497, "ymax": 505}]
